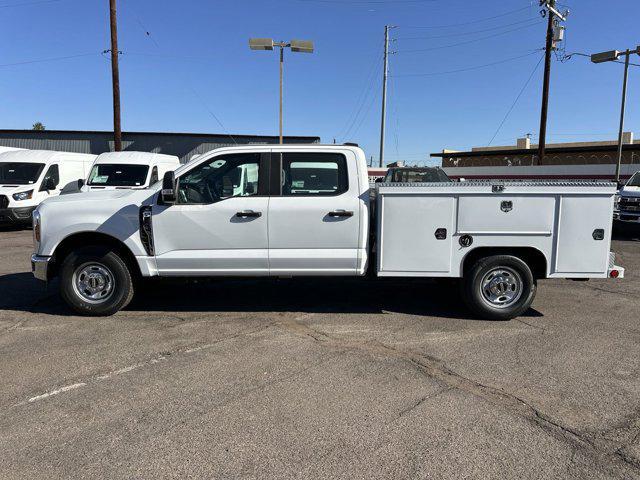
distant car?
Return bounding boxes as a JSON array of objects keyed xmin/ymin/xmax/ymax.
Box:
[
  {"xmin": 381, "ymin": 166, "xmax": 452, "ymax": 183},
  {"xmin": 614, "ymin": 170, "xmax": 640, "ymax": 224}
]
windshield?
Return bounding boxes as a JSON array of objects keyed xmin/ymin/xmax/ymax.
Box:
[
  {"xmin": 0, "ymin": 162, "xmax": 45, "ymax": 185},
  {"xmin": 627, "ymin": 172, "xmax": 640, "ymax": 187},
  {"xmin": 386, "ymin": 168, "xmax": 452, "ymax": 183},
  {"xmin": 88, "ymin": 164, "xmax": 149, "ymax": 187}
]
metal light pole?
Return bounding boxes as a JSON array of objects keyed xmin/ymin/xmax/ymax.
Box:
[
  {"xmin": 249, "ymin": 38, "xmax": 314, "ymax": 144},
  {"xmin": 279, "ymin": 46, "xmax": 284, "ymax": 145},
  {"xmin": 591, "ymin": 46, "xmax": 640, "ymax": 185},
  {"xmin": 379, "ymin": 25, "xmax": 391, "ymax": 168}
]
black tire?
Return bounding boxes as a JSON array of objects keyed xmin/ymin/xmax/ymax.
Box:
[
  {"xmin": 59, "ymin": 246, "xmax": 134, "ymax": 316},
  {"xmin": 462, "ymin": 255, "xmax": 536, "ymax": 321}
]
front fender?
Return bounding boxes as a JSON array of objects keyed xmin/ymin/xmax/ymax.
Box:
[{"xmin": 38, "ymin": 201, "xmax": 147, "ymax": 257}]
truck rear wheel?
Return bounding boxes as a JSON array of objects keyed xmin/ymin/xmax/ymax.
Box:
[
  {"xmin": 59, "ymin": 246, "xmax": 134, "ymax": 316},
  {"xmin": 462, "ymin": 255, "xmax": 536, "ymax": 321}
]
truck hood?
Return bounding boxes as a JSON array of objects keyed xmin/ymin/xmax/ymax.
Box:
[
  {"xmin": 85, "ymin": 185, "xmax": 148, "ymax": 191},
  {"xmin": 620, "ymin": 186, "xmax": 640, "ymax": 198},
  {"xmin": 42, "ymin": 188, "xmax": 156, "ymax": 206}
]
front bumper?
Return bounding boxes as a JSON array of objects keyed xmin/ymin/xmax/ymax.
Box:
[
  {"xmin": 31, "ymin": 254, "xmax": 52, "ymax": 282},
  {"xmin": 0, "ymin": 206, "xmax": 36, "ymax": 224}
]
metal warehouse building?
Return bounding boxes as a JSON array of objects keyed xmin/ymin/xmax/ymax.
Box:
[{"xmin": 0, "ymin": 130, "xmax": 320, "ymax": 164}]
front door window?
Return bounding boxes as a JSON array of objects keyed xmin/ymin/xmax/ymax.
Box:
[{"xmin": 177, "ymin": 153, "xmax": 261, "ymax": 204}]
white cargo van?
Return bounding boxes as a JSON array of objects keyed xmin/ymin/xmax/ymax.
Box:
[
  {"xmin": 0, "ymin": 146, "xmax": 25, "ymax": 154},
  {"xmin": 85, "ymin": 152, "xmax": 180, "ymax": 190},
  {"xmin": 0, "ymin": 150, "xmax": 96, "ymax": 226}
]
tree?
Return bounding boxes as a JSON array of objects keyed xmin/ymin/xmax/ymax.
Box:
[{"xmin": 32, "ymin": 122, "xmax": 45, "ymax": 131}]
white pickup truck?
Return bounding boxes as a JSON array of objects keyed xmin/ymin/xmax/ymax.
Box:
[
  {"xmin": 31, "ymin": 145, "xmax": 624, "ymax": 320},
  {"xmin": 614, "ymin": 170, "xmax": 640, "ymax": 224}
]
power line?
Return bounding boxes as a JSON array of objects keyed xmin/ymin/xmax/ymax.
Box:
[
  {"xmin": 488, "ymin": 54, "xmax": 545, "ymax": 146},
  {"xmin": 294, "ymin": 0, "xmax": 434, "ymax": 4},
  {"xmin": 0, "ymin": 53, "xmax": 98, "ymax": 68},
  {"xmin": 350, "ymin": 83, "xmax": 380, "ymax": 138},
  {"xmin": 397, "ymin": 21, "xmax": 542, "ymax": 54},
  {"xmin": 0, "ymin": 0, "xmax": 65, "ymax": 7},
  {"xmin": 396, "ymin": 18, "xmax": 540, "ymax": 40},
  {"xmin": 401, "ymin": 5, "xmax": 533, "ymax": 29},
  {"xmin": 122, "ymin": 1, "xmax": 237, "ymax": 144},
  {"xmin": 392, "ymin": 51, "xmax": 540, "ymax": 77},
  {"xmin": 123, "ymin": 0, "xmax": 161, "ymax": 49},
  {"xmin": 338, "ymin": 51, "xmax": 383, "ymax": 141}
]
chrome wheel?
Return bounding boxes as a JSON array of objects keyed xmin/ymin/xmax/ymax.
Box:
[
  {"xmin": 479, "ymin": 267, "xmax": 523, "ymax": 309},
  {"xmin": 72, "ymin": 263, "xmax": 115, "ymax": 304}
]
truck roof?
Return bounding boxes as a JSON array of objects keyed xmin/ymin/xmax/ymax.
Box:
[
  {"xmin": 93, "ymin": 151, "xmax": 180, "ymax": 166},
  {"xmin": 173, "ymin": 144, "xmax": 365, "ymax": 177},
  {"xmin": 0, "ymin": 149, "xmax": 96, "ymax": 164}
]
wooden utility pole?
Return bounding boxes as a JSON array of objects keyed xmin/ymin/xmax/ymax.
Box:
[
  {"xmin": 109, "ymin": 0, "xmax": 122, "ymax": 151},
  {"xmin": 537, "ymin": 0, "xmax": 556, "ymax": 165}
]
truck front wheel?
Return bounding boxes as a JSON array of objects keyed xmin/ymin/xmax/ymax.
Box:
[
  {"xmin": 462, "ymin": 255, "xmax": 536, "ymax": 321},
  {"xmin": 59, "ymin": 246, "xmax": 134, "ymax": 316}
]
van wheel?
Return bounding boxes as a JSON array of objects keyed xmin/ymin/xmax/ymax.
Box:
[
  {"xmin": 59, "ymin": 246, "xmax": 134, "ymax": 316},
  {"xmin": 462, "ymin": 255, "xmax": 536, "ymax": 321}
]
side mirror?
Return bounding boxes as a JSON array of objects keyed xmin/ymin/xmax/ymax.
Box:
[
  {"xmin": 161, "ymin": 171, "xmax": 176, "ymax": 204},
  {"xmin": 77, "ymin": 178, "xmax": 85, "ymax": 189}
]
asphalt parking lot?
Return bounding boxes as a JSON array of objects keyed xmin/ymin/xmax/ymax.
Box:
[{"xmin": 0, "ymin": 226, "xmax": 639, "ymax": 479}]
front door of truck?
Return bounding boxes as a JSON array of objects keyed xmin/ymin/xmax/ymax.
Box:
[
  {"xmin": 152, "ymin": 152, "xmax": 270, "ymax": 276},
  {"xmin": 268, "ymin": 150, "xmax": 361, "ymax": 275}
]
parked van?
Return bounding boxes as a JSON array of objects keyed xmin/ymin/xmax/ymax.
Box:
[
  {"xmin": 0, "ymin": 150, "xmax": 96, "ymax": 225},
  {"xmin": 85, "ymin": 152, "xmax": 180, "ymax": 190},
  {"xmin": 0, "ymin": 146, "xmax": 25, "ymax": 154}
]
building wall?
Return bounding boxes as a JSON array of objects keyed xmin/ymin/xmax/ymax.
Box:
[{"xmin": 0, "ymin": 130, "xmax": 320, "ymax": 164}]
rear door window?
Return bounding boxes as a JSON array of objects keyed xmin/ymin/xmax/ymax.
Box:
[{"xmin": 281, "ymin": 153, "xmax": 348, "ymax": 196}]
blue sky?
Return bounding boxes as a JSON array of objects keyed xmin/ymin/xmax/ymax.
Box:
[{"xmin": 1, "ymin": 0, "xmax": 639, "ymax": 165}]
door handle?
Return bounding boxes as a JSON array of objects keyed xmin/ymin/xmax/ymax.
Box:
[
  {"xmin": 236, "ymin": 210, "xmax": 262, "ymax": 218},
  {"xmin": 328, "ymin": 210, "xmax": 354, "ymax": 218}
]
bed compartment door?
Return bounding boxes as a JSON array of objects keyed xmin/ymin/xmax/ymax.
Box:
[
  {"xmin": 554, "ymin": 195, "xmax": 613, "ymax": 275},
  {"xmin": 378, "ymin": 195, "xmax": 455, "ymax": 274}
]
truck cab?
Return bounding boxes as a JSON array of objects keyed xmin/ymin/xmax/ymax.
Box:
[
  {"xmin": 614, "ymin": 170, "xmax": 640, "ymax": 224},
  {"xmin": 85, "ymin": 152, "xmax": 180, "ymax": 191},
  {"xmin": 0, "ymin": 150, "xmax": 96, "ymax": 226}
]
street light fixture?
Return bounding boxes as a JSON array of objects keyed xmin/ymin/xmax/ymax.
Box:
[
  {"xmin": 249, "ymin": 38, "xmax": 314, "ymax": 144},
  {"xmin": 591, "ymin": 46, "xmax": 640, "ymax": 185}
]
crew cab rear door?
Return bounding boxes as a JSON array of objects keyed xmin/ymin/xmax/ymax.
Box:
[
  {"xmin": 268, "ymin": 150, "xmax": 361, "ymax": 275},
  {"xmin": 151, "ymin": 151, "xmax": 270, "ymax": 276}
]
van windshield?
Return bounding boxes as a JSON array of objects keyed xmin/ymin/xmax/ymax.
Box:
[
  {"xmin": 384, "ymin": 168, "xmax": 452, "ymax": 183},
  {"xmin": 88, "ymin": 164, "xmax": 149, "ymax": 187},
  {"xmin": 0, "ymin": 162, "xmax": 45, "ymax": 185},
  {"xmin": 628, "ymin": 172, "xmax": 640, "ymax": 187}
]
